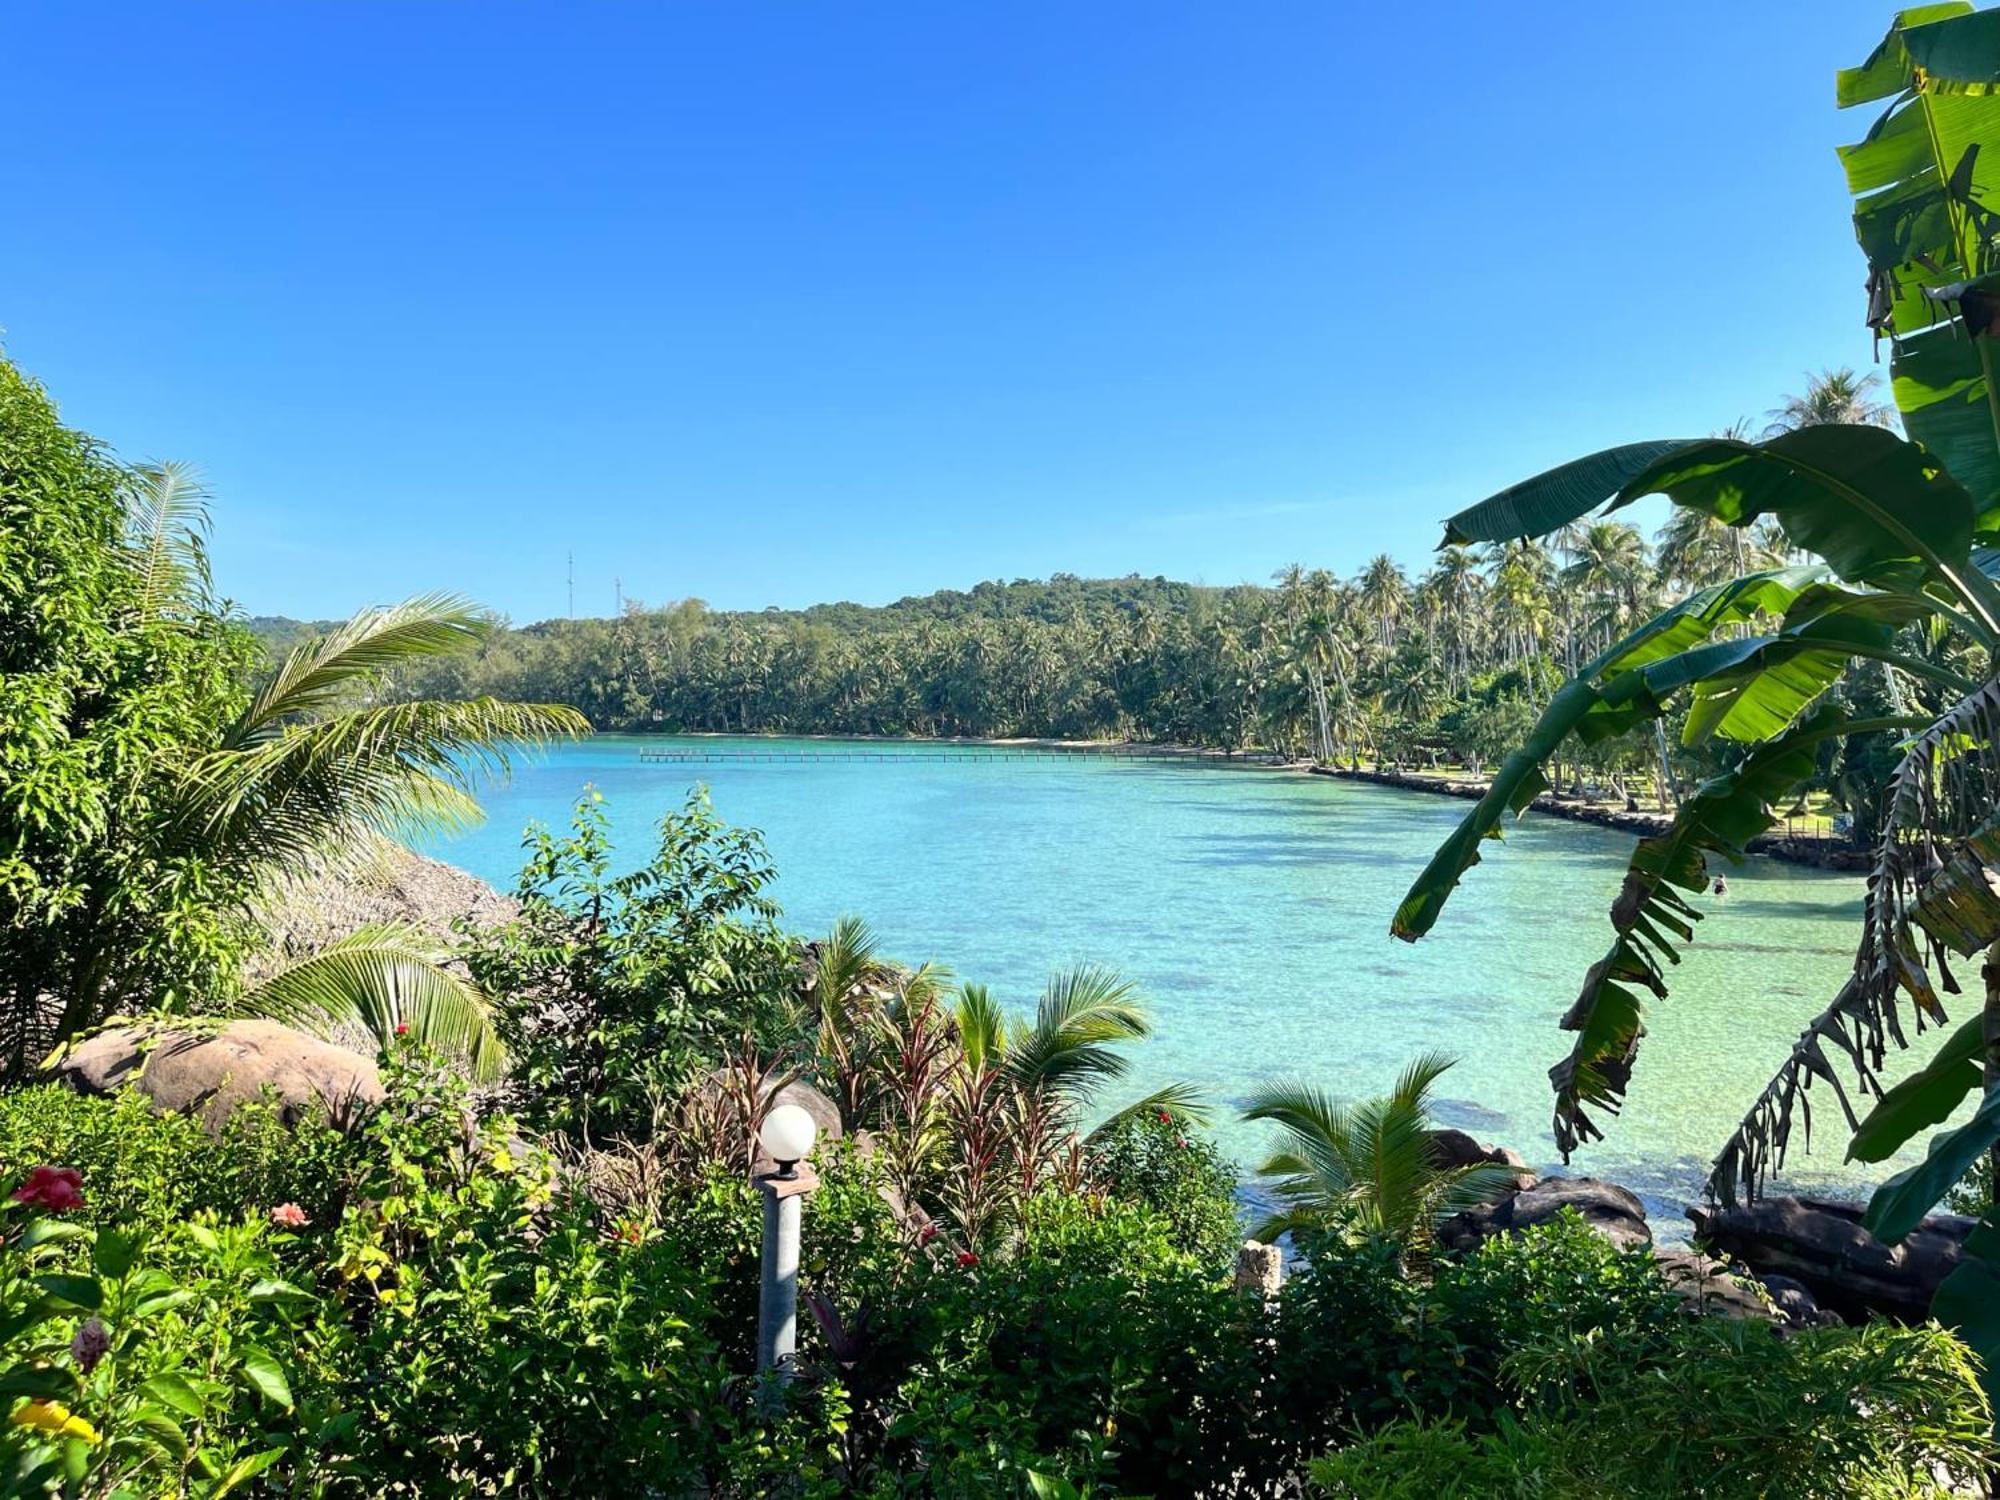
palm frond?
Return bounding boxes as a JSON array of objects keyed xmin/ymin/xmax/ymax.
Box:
[
  {"xmin": 127, "ymin": 461, "xmax": 213, "ymax": 621},
  {"xmin": 178, "ymin": 697, "xmax": 587, "ymax": 872},
  {"xmin": 227, "ymin": 593, "xmax": 502, "ymax": 747},
  {"xmin": 1005, "ymin": 965, "xmax": 1149, "ymax": 1100},
  {"xmin": 1388, "ymin": 1049, "xmax": 1460, "ymax": 1111},
  {"xmin": 1084, "ymin": 1080, "xmax": 1213, "ymax": 1143},
  {"xmin": 953, "ymin": 983, "xmax": 1007, "ymax": 1073},
  {"xmin": 235, "ymin": 922, "xmax": 504, "ymax": 1081}
]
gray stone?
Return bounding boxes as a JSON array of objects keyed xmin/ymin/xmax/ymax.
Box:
[
  {"xmin": 1234, "ymin": 1240, "xmax": 1284, "ymax": 1298},
  {"xmin": 54, "ymin": 1020, "xmax": 383, "ymax": 1130},
  {"xmin": 1655, "ymin": 1250, "xmax": 1778, "ymax": 1322},
  {"xmin": 1440, "ymin": 1175, "xmax": 1651, "ymax": 1254},
  {"xmin": 1426, "ymin": 1128, "xmax": 1538, "ymax": 1190}
]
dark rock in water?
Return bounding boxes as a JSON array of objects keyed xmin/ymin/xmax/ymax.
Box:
[
  {"xmin": 1440, "ymin": 1176, "xmax": 1650, "ymax": 1254},
  {"xmin": 55, "ymin": 1020, "xmax": 383, "ymax": 1130},
  {"xmin": 1425, "ymin": 1129, "xmax": 1537, "ymax": 1191},
  {"xmin": 1687, "ymin": 1196, "xmax": 1970, "ymax": 1324},
  {"xmin": 1759, "ymin": 1273, "xmax": 1842, "ymax": 1328}
]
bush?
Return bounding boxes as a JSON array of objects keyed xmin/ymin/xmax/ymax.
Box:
[
  {"xmin": 0, "ymin": 1084, "xmax": 351, "ymax": 1233},
  {"xmin": 1311, "ymin": 1321, "xmax": 1993, "ymax": 1499},
  {"xmin": 1086, "ymin": 1109, "xmax": 1242, "ymax": 1272}
]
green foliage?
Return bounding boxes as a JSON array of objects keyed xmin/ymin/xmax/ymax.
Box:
[
  {"xmin": 304, "ymin": 1057, "xmax": 729, "ymax": 1492},
  {"xmin": 1085, "ymin": 1108, "xmax": 1241, "ymax": 1272},
  {"xmin": 1242, "ymin": 1053, "xmax": 1517, "ymax": 1251},
  {"xmin": 0, "ymin": 1202, "xmax": 322, "ymax": 1497},
  {"xmin": 1313, "ymin": 1321, "xmax": 1993, "ymax": 1499},
  {"xmin": 0, "ymin": 1085, "xmax": 350, "ymax": 1234},
  {"xmin": 465, "ymin": 788, "xmax": 801, "ymax": 1138},
  {"xmin": 0, "ymin": 363, "xmax": 262, "ymax": 1067}
]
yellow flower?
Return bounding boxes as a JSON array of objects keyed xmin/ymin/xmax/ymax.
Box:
[{"xmin": 11, "ymin": 1399, "xmax": 102, "ymax": 1446}]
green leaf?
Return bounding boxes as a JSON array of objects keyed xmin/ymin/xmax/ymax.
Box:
[
  {"xmin": 32, "ymin": 1275, "xmax": 102, "ymax": 1311},
  {"xmin": 129, "ymin": 1408, "xmax": 189, "ymax": 1461},
  {"xmin": 215, "ymin": 1446, "xmax": 288, "ymax": 1496},
  {"xmin": 1849, "ymin": 1016, "xmax": 1986, "ymax": 1162},
  {"xmin": 1864, "ymin": 1085, "xmax": 2000, "ymax": 1243},
  {"xmin": 0, "ymin": 1367, "xmax": 78, "ymax": 1402},
  {"xmin": 1612, "ymin": 427, "xmax": 1977, "ymax": 597},
  {"xmin": 1932, "ymin": 1216, "xmax": 2000, "ymax": 1409},
  {"xmin": 1439, "ymin": 441, "xmax": 1696, "ymax": 546},
  {"xmin": 1904, "ymin": 6, "xmax": 2000, "ymax": 95},
  {"xmin": 235, "ymin": 1347, "xmax": 293, "ymax": 1411},
  {"xmin": 1838, "ymin": 4, "xmax": 1974, "ymax": 107},
  {"xmin": 91, "ymin": 1229, "xmax": 142, "ymax": 1279},
  {"xmin": 17, "ymin": 1220, "xmax": 90, "ymax": 1253},
  {"xmin": 246, "ymin": 1278, "xmax": 311, "ymax": 1303},
  {"xmin": 140, "ymin": 1372, "xmax": 207, "ymax": 1420}
]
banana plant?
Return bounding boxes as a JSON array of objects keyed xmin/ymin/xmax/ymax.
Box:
[{"xmin": 1394, "ymin": 4, "xmax": 2000, "ymax": 1400}]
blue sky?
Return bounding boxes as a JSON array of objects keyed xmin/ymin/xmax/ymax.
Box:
[{"xmin": 3, "ymin": 2, "xmax": 1907, "ymax": 622}]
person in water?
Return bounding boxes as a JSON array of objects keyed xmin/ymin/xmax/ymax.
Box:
[{"xmin": 1713, "ymin": 876, "xmax": 1728, "ymax": 897}]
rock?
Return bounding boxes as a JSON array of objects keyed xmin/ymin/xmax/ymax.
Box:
[
  {"xmin": 246, "ymin": 845, "xmax": 517, "ymax": 985},
  {"xmin": 1234, "ymin": 1240, "xmax": 1284, "ymax": 1298},
  {"xmin": 1759, "ymin": 1274, "xmax": 1842, "ymax": 1329},
  {"xmin": 1426, "ymin": 1128, "xmax": 1538, "ymax": 1190},
  {"xmin": 1655, "ymin": 1250, "xmax": 1778, "ymax": 1322},
  {"xmin": 1440, "ymin": 1176, "xmax": 1651, "ymax": 1254},
  {"xmin": 54, "ymin": 1020, "xmax": 383, "ymax": 1130},
  {"xmin": 1688, "ymin": 1195, "xmax": 1970, "ymax": 1323}
]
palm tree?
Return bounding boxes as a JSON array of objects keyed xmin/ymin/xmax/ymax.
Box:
[
  {"xmin": 1357, "ymin": 554, "xmax": 1409, "ymax": 654},
  {"xmin": 63, "ymin": 467, "xmax": 590, "ymax": 1077},
  {"xmin": 1764, "ymin": 367, "xmax": 1894, "ymax": 434},
  {"xmin": 1242, "ymin": 1052, "xmax": 1516, "ymax": 1252}
]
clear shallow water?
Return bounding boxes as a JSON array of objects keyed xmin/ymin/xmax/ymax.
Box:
[{"xmin": 426, "ymin": 736, "xmax": 1916, "ymax": 1224}]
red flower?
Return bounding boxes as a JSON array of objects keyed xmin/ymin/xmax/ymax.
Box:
[
  {"xmin": 10, "ymin": 1167, "xmax": 83, "ymax": 1214},
  {"xmin": 394, "ymin": 1023, "xmax": 411, "ymax": 1037},
  {"xmin": 918, "ymin": 1222, "xmax": 939, "ymax": 1246},
  {"xmin": 956, "ymin": 1251, "xmax": 980, "ymax": 1269},
  {"xmin": 1156, "ymin": 1111, "xmax": 1172, "ymax": 1124}
]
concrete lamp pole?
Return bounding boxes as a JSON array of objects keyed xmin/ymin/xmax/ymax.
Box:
[{"xmin": 754, "ymin": 1103, "xmax": 819, "ymax": 1396}]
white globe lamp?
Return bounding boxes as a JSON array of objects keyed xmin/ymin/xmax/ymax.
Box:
[{"xmin": 758, "ymin": 1103, "xmax": 817, "ymax": 1179}]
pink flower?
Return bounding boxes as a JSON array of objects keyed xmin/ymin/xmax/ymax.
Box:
[
  {"xmin": 11, "ymin": 1167, "xmax": 83, "ymax": 1214},
  {"xmin": 70, "ymin": 1318, "xmax": 110, "ymax": 1374},
  {"xmin": 1175, "ymin": 1137, "xmax": 1189, "ymax": 1150},
  {"xmin": 956, "ymin": 1251, "xmax": 980, "ymax": 1269},
  {"xmin": 269, "ymin": 1203, "xmax": 309, "ymax": 1230},
  {"xmin": 394, "ymin": 1023, "xmax": 411, "ymax": 1037},
  {"xmin": 918, "ymin": 1223, "xmax": 939, "ymax": 1246}
]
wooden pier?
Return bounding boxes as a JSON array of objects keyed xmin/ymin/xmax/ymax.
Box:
[{"xmin": 635, "ymin": 744, "xmax": 1287, "ymax": 767}]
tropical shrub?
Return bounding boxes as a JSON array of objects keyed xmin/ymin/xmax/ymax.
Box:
[
  {"xmin": 1085, "ymin": 1107, "xmax": 1241, "ymax": 1272},
  {"xmin": 1310, "ymin": 1321, "xmax": 1992, "ymax": 1499},
  {"xmin": 465, "ymin": 788, "xmax": 802, "ymax": 1139},
  {"xmin": 0, "ymin": 1085, "xmax": 351, "ymax": 1235},
  {"xmin": 0, "ymin": 1195, "xmax": 323, "ymax": 1497}
]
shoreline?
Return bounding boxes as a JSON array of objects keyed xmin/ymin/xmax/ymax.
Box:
[{"xmin": 1316, "ymin": 765, "xmax": 1871, "ymax": 873}]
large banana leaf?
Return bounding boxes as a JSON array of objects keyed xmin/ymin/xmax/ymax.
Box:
[
  {"xmin": 1864, "ymin": 1085, "xmax": 2000, "ymax": 1241},
  {"xmin": 1841, "ymin": 6, "xmax": 2000, "ymax": 517},
  {"xmin": 1391, "ymin": 572, "xmax": 1931, "ymax": 941},
  {"xmin": 1440, "ymin": 441, "xmax": 1694, "ymax": 546},
  {"xmin": 1848, "ymin": 1013, "xmax": 1984, "ymax": 1162},
  {"xmin": 1547, "ymin": 710, "xmax": 1895, "ymax": 1156}
]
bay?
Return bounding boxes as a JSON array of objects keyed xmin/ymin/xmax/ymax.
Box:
[{"xmin": 426, "ymin": 734, "xmax": 1914, "ymax": 1222}]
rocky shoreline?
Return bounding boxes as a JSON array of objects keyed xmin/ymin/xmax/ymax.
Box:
[{"xmin": 1316, "ymin": 765, "xmax": 1871, "ymax": 872}]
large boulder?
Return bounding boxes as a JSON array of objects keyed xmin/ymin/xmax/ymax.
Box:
[
  {"xmin": 1688, "ymin": 1195, "xmax": 1971, "ymax": 1323},
  {"xmin": 247, "ymin": 845, "xmax": 516, "ymax": 984},
  {"xmin": 53, "ymin": 1020, "xmax": 383, "ymax": 1130},
  {"xmin": 1426, "ymin": 1128, "xmax": 1538, "ymax": 1190},
  {"xmin": 1439, "ymin": 1176, "xmax": 1651, "ymax": 1254}
]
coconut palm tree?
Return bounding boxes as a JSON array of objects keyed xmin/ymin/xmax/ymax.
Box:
[
  {"xmin": 1242, "ymin": 1052, "xmax": 1516, "ymax": 1251},
  {"xmin": 52, "ymin": 466, "xmax": 590, "ymax": 1078},
  {"xmin": 1765, "ymin": 368, "xmax": 1895, "ymax": 434}
]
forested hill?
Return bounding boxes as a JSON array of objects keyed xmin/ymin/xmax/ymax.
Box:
[{"xmin": 245, "ymin": 573, "xmax": 1289, "ymax": 744}]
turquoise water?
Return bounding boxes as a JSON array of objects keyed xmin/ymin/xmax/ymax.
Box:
[{"xmin": 427, "ymin": 736, "xmax": 1907, "ymax": 1222}]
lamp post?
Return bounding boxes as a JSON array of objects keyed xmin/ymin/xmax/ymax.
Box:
[{"xmin": 754, "ymin": 1103, "xmax": 819, "ymax": 1394}]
